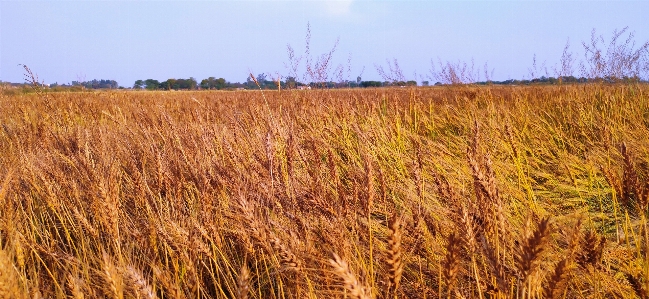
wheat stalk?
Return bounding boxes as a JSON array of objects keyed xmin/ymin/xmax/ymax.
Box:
[
  {"xmin": 270, "ymin": 237, "xmax": 301, "ymax": 271},
  {"xmin": 102, "ymin": 251, "xmax": 124, "ymax": 299},
  {"xmin": 67, "ymin": 274, "xmax": 85, "ymax": 299},
  {"xmin": 98, "ymin": 176, "xmax": 121, "ymax": 249},
  {"xmin": 543, "ymin": 218, "xmax": 583, "ymax": 298},
  {"xmin": 515, "ymin": 217, "xmax": 552, "ymax": 296},
  {"xmin": 442, "ymin": 232, "xmax": 462, "ymax": 298},
  {"xmin": 0, "ymin": 249, "xmax": 20, "ymax": 299},
  {"xmin": 577, "ymin": 231, "xmax": 606, "ymax": 268},
  {"xmin": 236, "ymin": 264, "xmax": 251, "ymax": 299},
  {"xmin": 621, "ymin": 142, "xmax": 641, "ymax": 209},
  {"xmin": 364, "ymin": 153, "xmax": 375, "ymax": 291},
  {"xmin": 72, "ymin": 207, "xmax": 99, "ymax": 237},
  {"xmin": 365, "ymin": 153, "xmax": 375, "ymax": 214},
  {"xmin": 626, "ymin": 273, "xmax": 648, "ymax": 299},
  {"xmin": 479, "ymin": 235, "xmax": 508, "ymax": 294},
  {"xmin": 125, "ymin": 265, "xmax": 156, "ymax": 299},
  {"xmin": 543, "ymin": 259, "xmax": 572, "ymax": 299},
  {"xmin": 386, "ymin": 214, "xmax": 403, "ymax": 297},
  {"xmin": 329, "ymin": 253, "xmax": 372, "ymax": 299},
  {"xmin": 152, "ymin": 266, "xmax": 181, "ymax": 298}
]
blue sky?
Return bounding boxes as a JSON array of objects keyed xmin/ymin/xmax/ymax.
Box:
[{"xmin": 1, "ymin": 1, "xmax": 648, "ymax": 86}]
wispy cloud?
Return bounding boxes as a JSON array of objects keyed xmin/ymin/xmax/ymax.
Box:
[{"xmin": 323, "ymin": 0, "xmax": 354, "ymax": 16}]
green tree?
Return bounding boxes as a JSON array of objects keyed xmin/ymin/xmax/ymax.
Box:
[
  {"xmin": 133, "ymin": 80, "xmax": 144, "ymax": 90},
  {"xmin": 144, "ymin": 79, "xmax": 160, "ymax": 90},
  {"xmin": 187, "ymin": 77, "xmax": 198, "ymax": 90},
  {"xmin": 167, "ymin": 79, "xmax": 178, "ymax": 90},
  {"xmin": 360, "ymin": 81, "xmax": 382, "ymax": 87},
  {"xmin": 159, "ymin": 79, "xmax": 172, "ymax": 90},
  {"xmin": 200, "ymin": 77, "xmax": 214, "ymax": 90},
  {"xmin": 286, "ymin": 76, "xmax": 298, "ymax": 89},
  {"xmin": 201, "ymin": 77, "xmax": 228, "ymax": 90},
  {"xmin": 214, "ymin": 78, "xmax": 226, "ymax": 89}
]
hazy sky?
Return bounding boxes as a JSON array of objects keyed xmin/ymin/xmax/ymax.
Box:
[{"xmin": 1, "ymin": 1, "xmax": 648, "ymax": 86}]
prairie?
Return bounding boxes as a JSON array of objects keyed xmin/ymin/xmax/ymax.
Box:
[{"xmin": 0, "ymin": 84, "xmax": 648, "ymax": 298}]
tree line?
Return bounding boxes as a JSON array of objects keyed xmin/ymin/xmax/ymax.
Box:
[
  {"xmin": 46, "ymin": 79, "xmax": 119, "ymax": 89},
  {"xmin": 133, "ymin": 77, "xmax": 245, "ymax": 90},
  {"xmin": 131, "ymin": 74, "xmax": 422, "ymax": 91},
  {"xmin": 6, "ymin": 73, "xmax": 646, "ymax": 94}
]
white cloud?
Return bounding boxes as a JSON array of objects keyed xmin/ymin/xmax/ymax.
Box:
[{"xmin": 323, "ymin": 0, "xmax": 354, "ymax": 16}]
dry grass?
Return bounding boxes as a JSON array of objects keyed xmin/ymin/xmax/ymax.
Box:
[{"xmin": 1, "ymin": 84, "xmax": 649, "ymax": 298}]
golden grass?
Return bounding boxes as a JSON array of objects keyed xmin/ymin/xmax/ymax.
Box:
[{"xmin": 0, "ymin": 84, "xmax": 648, "ymax": 298}]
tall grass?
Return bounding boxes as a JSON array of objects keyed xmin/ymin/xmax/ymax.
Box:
[{"xmin": 0, "ymin": 84, "xmax": 648, "ymax": 298}]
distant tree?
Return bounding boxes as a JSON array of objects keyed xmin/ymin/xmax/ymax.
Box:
[
  {"xmin": 134, "ymin": 80, "xmax": 144, "ymax": 90},
  {"xmin": 158, "ymin": 78, "xmax": 198, "ymax": 90},
  {"xmin": 214, "ymin": 78, "xmax": 226, "ymax": 89},
  {"xmin": 286, "ymin": 76, "xmax": 298, "ymax": 89},
  {"xmin": 200, "ymin": 77, "xmax": 214, "ymax": 90},
  {"xmin": 70, "ymin": 79, "xmax": 118, "ymax": 89},
  {"xmin": 159, "ymin": 79, "xmax": 174, "ymax": 90},
  {"xmin": 173, "ymin": 78, "xmax": 183, "ymax": 90},
  {"xmin": 144, "ymin": 79, "xmax": 160, "ymax": 90},
  {"xmin": 187, "ymin": 77, "xmax": 198, "ymax": 90},
  {"xmin": 173, "ymin": 79, "xmax": 182, "ymax": 90},
  {"xmin": 360, "ymin": 81, "xmax": 382, "ymax": 88},
  {"xmin": 200, "ymin": 77, "xmax": 226, "ymax": 90}
]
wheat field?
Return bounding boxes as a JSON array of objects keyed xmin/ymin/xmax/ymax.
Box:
[{"xmin": 0, "ymin": 84, "xmax": 648, "ymax": 298}]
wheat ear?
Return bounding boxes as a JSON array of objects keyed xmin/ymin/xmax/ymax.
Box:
[
  {"xmin": 270, "ymin": 237, "xmax": 301, "ymax": 271},
  {"xmin": 236, "ymin": 264, "xmax": 250, "ymax": 299},
  {"xmin": 67, "ymin": 274, "xmax": 85, "ymax": 299},
  {"xmin": 543, "ymin": 218, "xmax": 582, "ymax": 298},
  {"xmin": 329, "ymin": 253, "xmax": 372, "ymax": 299},
  {"xmin": 515, "ymin": 217, "xmax": 551, "ymax": 295},
  {"xmin": 442, "ymin": 232, "xmax": 462, "ymax": 298},
  {"xmin": 102, "ymin": 251, "xmax": 124, "ymax": 299},
  {"xmin": 577, "ymin": 231, "xmax": 606, "ymax": 268},
  {"xmin": 0, "ymin": 249, "xmax": 20, "ymax": 299},
  {"xmin": 125, "ymin": 265, "xmax": 156, "ymax": 299}
]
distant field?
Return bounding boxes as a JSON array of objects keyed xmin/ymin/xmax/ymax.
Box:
[{"xmin": 1, "ymin": 85, "xmax": 648, "ymax": 298}]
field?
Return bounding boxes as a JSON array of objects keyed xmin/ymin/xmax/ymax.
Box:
[{"xmin": 1, "ymin": 84, "xmax": 648, "ymax": 298}]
